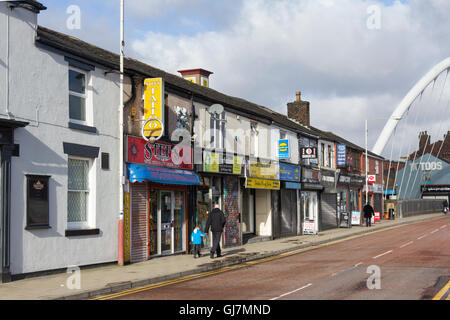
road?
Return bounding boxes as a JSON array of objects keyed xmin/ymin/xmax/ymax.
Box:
[{"xmin": 98, "ymin": 216, "xmax": 450, "ymax": 300}]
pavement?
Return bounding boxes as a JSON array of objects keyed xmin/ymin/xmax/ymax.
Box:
[{"xmin": 0, "ymin": 212, "xmax": 446, "ymax": 300}]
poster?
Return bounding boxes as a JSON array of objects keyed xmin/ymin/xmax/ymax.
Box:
[{"xmin": 351, "ymin": 211, "xmax": 361, "ymax": 225}]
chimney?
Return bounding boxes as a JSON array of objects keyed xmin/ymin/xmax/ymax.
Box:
[
  {"xmin": 287, "ymin": 91, "xmax": 310, "ymax": 127},
  {"xmin": 419, "ymin": 131, "xmax": 430, "ymax": 151},
  {"xmin": 178, "ymin": 68, "xmax": 213, "ymax": 88}
]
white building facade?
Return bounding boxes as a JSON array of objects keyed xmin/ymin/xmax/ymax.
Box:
[{"xmin": 0, "ymin": 1, "xmax": 120, "ymax": 281}]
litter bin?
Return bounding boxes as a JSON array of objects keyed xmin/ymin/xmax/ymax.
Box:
[
  {"xmin": 339, "ymin": 212, "xmax": 352, "ymax": 228},
  {"xmin": 389, "ymin": 208, "xmax": 395, "ymax": 220}
]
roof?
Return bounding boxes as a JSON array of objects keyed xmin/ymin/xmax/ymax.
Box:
[
  {"xmin": 7, "ymin": 0, "xmax": 46, "ymax": 12},
  {"xmin": 35, "ymin": 25, "xmax": 380, "ymax": 156}
]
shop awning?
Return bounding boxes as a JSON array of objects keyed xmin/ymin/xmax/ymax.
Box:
[{"xmin": 127, "ymin": 163, "xmax": 200, "ymax": 185}]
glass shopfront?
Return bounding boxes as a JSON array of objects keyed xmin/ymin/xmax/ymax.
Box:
[{"xmin": 300, "ymin": 191, "xmax": 318, "ymax": 234}]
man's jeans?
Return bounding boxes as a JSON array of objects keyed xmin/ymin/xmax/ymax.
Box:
[{"xmin": 366, "ymin": 218, "xmax": 372, "ymax": 227}]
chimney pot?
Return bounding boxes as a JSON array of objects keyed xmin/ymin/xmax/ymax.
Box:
[{"xmin": 296, "ymin": 91, "xmax": 301, "ymax": 102}]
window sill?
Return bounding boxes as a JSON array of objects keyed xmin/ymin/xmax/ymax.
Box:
[
  {"xmin": 68, "ymin": 122, "xmax": 97, "ymax": 134},
  {"xmin": 65, "ymin": 228, "xmax": 100, "ymax": 237},
  {"xmin": 25, "ymin": 225, "xmax": 51, "ymax": 230}
]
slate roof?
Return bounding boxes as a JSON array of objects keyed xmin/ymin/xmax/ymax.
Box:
[
  {"xmin": 35, "ymin": 25, "xmax": 382, "ymax": 158},
  {"xmin": 8, "ymin": 0, "xmax": 46, "ymax": 12}
]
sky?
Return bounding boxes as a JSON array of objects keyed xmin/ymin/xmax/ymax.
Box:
[{"xmin": 38, "ymin": 0, "xmax": 450, "ymax": 160}]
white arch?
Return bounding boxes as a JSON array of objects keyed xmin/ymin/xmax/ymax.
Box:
[{"xmin": 372, "ymin": 57, "xmax": 450, "ymax": 155}]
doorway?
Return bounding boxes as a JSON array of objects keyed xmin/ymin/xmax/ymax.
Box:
[{"xmin": 152, "ymin": 190, "xmax": 186, "ymax": 256}]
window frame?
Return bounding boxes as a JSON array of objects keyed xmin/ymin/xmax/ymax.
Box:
[
  {"xmin": 67, "ymin": 156, "xmax": 96, "ymax": 230},
  {"xmin": 68, "ymin": 66, "xmax": 91, "ymax": 126}
]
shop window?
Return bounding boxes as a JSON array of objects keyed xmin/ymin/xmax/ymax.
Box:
[{"xmin": 67, "ymin": 157, "xmax": 93, "ymax": 229}]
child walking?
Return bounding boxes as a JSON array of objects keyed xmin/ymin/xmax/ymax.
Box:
[{"xmin": 191, "ymin": 225, "xmax": 206, "ymax": 258}]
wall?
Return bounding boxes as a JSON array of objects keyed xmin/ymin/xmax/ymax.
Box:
[
  {"xmin": 1, "ymin": 4, "xmax": 120, "ymax": 274},
  {"xmin": 385, "ymin": 199, "xmax": 443, "ymax": 218}
]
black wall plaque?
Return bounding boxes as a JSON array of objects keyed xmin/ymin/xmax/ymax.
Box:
[{"xmin": 25, "ymin": 175, "xmax": 51, "ymax": 229}]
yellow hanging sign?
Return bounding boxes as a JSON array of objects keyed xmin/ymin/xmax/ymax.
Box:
[{"xmin": 144, "ymin": 78, "xmax": 164, "ymax": 137}]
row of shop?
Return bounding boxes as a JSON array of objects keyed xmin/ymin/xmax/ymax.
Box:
[{"xmin": 123, "ymin": 136, "xmax": 384, "ymax": 262}]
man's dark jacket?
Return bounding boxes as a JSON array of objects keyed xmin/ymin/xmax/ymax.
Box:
[
  {"xmin": 205, "ymin": 208, "xmax": 226, "ymax": 233},
  {"xmin": 363, "ymin": 204, "xmax": 374, "ymax": 218}
]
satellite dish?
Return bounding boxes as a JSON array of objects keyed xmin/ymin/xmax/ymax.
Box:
[{"xmin": 208, "ymin": 103, "xmax": 224, "ymax": 115}]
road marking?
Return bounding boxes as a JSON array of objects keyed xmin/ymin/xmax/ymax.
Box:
[
  {"xmin": 430, "ymin": 229, "xmax": 439, "ymax": 234},
  {"xmin": 270, "ymin": 283, "xmax": 312, "ymax": 300},
  {"xmin": 373, "ymin": 250, "xmax": 393, "ymax": 259},
  {"xmin": 400, "ymin": 241, "xmax": 413, "ymax": 248},
  {"xmin": 432, "ymin": 280, "xmax": 450, "ymax": 300},
  {"xmin": 440, "ymin": 225, "xmax": 446, "ymax": 229},
  {"xmin": 417, "ymin": 234, "xmax": 428, "ymax": 240},
  {"xmin": 354, "ymin": 262, "xmax": 363, "ymax": 267}
]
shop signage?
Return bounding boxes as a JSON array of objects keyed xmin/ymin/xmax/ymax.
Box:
[
  {"xmin": 143, "ymin": 78, "xmax": 164, "ymax": 138},
  {"xmin": 203, "ymin": 151, "xmax": 243, "ymax": 175},
  {"xmin": 411, "ymin": 161, "xmax": 443, "ymax": 171},
  {"xmin": 280, "ymin": 163, "xmax": 301, "ymax": 182},
  {"xmin": 301, "ymin": 147, "xmax": 317, "ymax": 159},
  {"xmin": 302, "ymin": 221, "xmax": 316, "ymax": 235},
  {"xmin": 338, "ymin": 175, "xmax": 351, "ymax": 184},
  {"xmin": 278, "ymin": 139, "xmax": 290, "ymax": 159},
  {"xmin": 351, "ymin": 211, "xmax": 361, "ymax": 225},
  {"xmin": 421, "ymin": 185, "xmax": 450, "ymax": 193},
  {"xmin": 337, "ymin": 144, "xmax": 346, "ymax": 167},
  {"xmin": 367, "ymin": 175, "xmax": 376, "ymax": 184},
  {"xmin": 248, "ymin": 159, "xmax": 279, "ymax": 180},
  {"xmin": 302, "ymin": 167, "xmax": 321, "ymax": 183},
  {"xmin": 124, "ymin": 193, "xmax": 131, "ymax": 263},
  {"xmin": 350, "ymin": 176, "xmax": 365, "ymax": 186},
  {"xmin": 127, "ymin": 136, "xmax": 193, "ymax": 170},
  {"xmin": 245, "ymin": 178, "xmax": 280, "ymax": 190}
]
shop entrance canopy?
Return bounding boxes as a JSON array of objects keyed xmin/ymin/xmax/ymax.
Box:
[{"xmin": 127, "ymin": 163, "xmax": 200, "ymax": 185}]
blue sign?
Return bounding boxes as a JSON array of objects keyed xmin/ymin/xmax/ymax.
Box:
[
  {"xmin": 280, "ymin": 163, "xmax": 301, "ymax": 182},
  {"xmin": 337, "ymin": 144, "xmax": 346, "ymax": 167},
  {"xmin": 278, "ymin": 139, "xmax": 290, "ymax": 159}
]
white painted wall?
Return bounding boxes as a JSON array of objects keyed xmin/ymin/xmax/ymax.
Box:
[{"xmin": 1, "ymin": 4, "xmax": 120, "ymax": 274}]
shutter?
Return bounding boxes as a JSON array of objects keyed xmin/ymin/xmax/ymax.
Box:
[
  {"xmin": 131, "ymin": 183, "xmax": 148, "ymax": 263},
  {"xmin": 320, "ymin": 193, "xmax": 338, "ymax": 231},
  {"xmin": 281, "ymin": 189, "xmax": 297, "ymax": 237},
  {"xmin": 374, "ymin": 194, "xmax": 382, "ymax": 213}
]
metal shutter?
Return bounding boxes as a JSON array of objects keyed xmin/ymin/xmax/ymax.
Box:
[
  {"xmin": 281, "ymin": 189, "xmax": 297, "ymax": 237},
  {"xmin": 320, "ymin": 193, "xmax": 338, "ymax": 231},
  {"xmin": 131, "ymin": 183, "xmax": 148, "ymax": 263}
]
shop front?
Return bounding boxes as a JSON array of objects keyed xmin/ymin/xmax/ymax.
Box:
[
  {"xmin": 300, "ymin": 167, "xmax": 323, "ymax": 235},
  {"xmin": 125, "ymin": 136, "xmax": 199, "ymax": 263},
  {"xmin": 337, "ymin": 174, "xmax": 350, "ymax": 224},
  {"xmin": 245, "ymin": 158, "xmax": 280, "ymax": 239},
  {"xmin": 196, "ymin": 150, "xmax": 244, "ymax": 248},
  {"xmin": 272, "ymin": 163, "xmax": 301, "ymax": 238},
  {"xmin": 320, "ymin": 169, "xmax": 339, "ymax": 230},
  {"xmin": 350, "ymin": 175, "xmax": 364, "ymax": 225}
]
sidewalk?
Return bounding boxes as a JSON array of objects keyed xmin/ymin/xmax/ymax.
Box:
[{"xmin": 0, "ymin": 212, "xmax": 446, "ymax": 300}]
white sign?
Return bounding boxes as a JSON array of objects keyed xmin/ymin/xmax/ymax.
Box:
[
  {"xmin": 352, "ymin": 211, "xmax": 361, "ymax": 225},
  {"xmin": 302, "ymin": 221, "xmax": 316, "ymax": 235},
  {"xmin": 367, "ymin": 175, "xmax": 376, "ymax": 184}
]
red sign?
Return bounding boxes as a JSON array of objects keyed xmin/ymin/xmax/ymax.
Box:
[
  {"xmin": 127, "ymin": 136, "xmax": 193, "ymax": 170},
  {"xmin": 367, "ymin": 175, "xmax": 376, "ymax": 184},
  {"xmin": 374, "ymin": 212, "xmax": 381, "ymax": 222}
]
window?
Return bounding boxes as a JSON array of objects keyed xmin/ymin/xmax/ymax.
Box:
[
  {"xmin": 250, "ymin": 122, "xmax": 259, "ymax": 156},
  {"xmin": 320, "ymin": 143, "xmax": 325, "ymax": 167},
  {"xmin": 375, "ymin": 160, "xmax": 379, "ymax": 175},
  {"xmin": 210, "ymin": 111, "xmax": 226, "ymax": 149},
  {"xmin": 69, "ymin": 68, "xmax": 88, "ymax": 124},
  {"xmin": 68, "ymin": 157, "xmax": 91, "ymax": 228},
  {"xmin": 328, "ymin": 145, "xmax": 333, "ymax": 168}
]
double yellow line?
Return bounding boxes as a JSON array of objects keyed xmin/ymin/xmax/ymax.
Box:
[
  {"xmin": 92, "ymin": 216, "xmax": 447, "ymax": 300},
  {"xmin": 432, "ymin": 281, "xmax": 450, "ymax": 300}
]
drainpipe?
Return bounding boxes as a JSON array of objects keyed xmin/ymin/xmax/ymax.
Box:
[
  {"xmin": 118, "ymin": 0, "xmax": 125, "ymax": 266},
  {"xmin": 5, "ymin": 11, "xmax": 10, "ymax": 116}
]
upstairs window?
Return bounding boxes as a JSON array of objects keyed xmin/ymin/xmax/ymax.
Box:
[{"xmin": 69, "ymin": 68, "xmax": 88, "ymax": 125}]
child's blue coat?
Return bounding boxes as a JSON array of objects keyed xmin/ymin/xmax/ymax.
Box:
[{"xmin": 191, "ymin": 228, "xmax": 206, "ymax": 245}]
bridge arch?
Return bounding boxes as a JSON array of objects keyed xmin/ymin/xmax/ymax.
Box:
[{"xmin": 372, "ymin": 57, "xmax": 450, "ymax": 155}]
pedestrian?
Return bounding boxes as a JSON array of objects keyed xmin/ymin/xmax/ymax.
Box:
[
  {"xmin": 363, "ymin": 203, "xmax": 375, "ymax": 227},
  {"xmin": 205, "ymin": 203, "xmax": 227, "ymax": 259},
  {"xmin": 443, "ymin": 199, "xmax": 449, "ymax": 215},
  {"xmin": 190, "ymin": 225, "xmax": 206, "ymax": 258}
]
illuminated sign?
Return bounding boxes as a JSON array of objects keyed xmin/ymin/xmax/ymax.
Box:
[{"xmin": 278, "ymin": 139, "xmax": 290, "ymax": 159}]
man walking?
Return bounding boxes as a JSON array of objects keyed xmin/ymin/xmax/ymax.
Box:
[
  {"xmin": 205, "ymin": 204, "xmax": 227, "ymax": 259},
  {"xmin": 363, "ymin": 203, "xmax": 375, "ymax": 227}
]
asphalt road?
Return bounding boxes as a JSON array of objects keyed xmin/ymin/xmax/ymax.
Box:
[{"xmin": 103, "ymin": 216, "xmax": 450, "ymax": 300}]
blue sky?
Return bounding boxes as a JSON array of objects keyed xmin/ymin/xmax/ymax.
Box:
[{"xmin": 37, "ymin": 0, "xmax": 450, "ymax": 158}]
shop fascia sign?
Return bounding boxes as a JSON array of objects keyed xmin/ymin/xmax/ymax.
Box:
[
  {"xmin": 279, "ymin": 163, "xmax": 301, "ymax": 182},
  {"xmin": 126, "ymin": 136, "xmax": 193, "ymax": 170},
  {"xmin": 336, "ymin": 144, "xmax": 347, "ymax": 167},
  {"xmin": 247, "ymin": 158, "xmax": 280, "ymax": 180},
  {"xmin": 202, "ymin": 150, "xmax": 243, "ymax": 175},
  {"xmin": 421, "ymin": 185, "xmax": 450, "ymax": 193},
  {"xmin": 245, "ymin": 177, "xmax": 280, "ymax": 190},
  {"xmin": 411, "ymin": 161, "xmax": 444, "ymax": 171}
]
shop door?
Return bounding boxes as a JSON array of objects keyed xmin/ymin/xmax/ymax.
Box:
[
  {"xmin": 281, "ymin": 189, "xmax": 297, "ymax": 237},
  {"xmin": 160, "ymin": 191, "xmax": 172, "ymax": 254},
  {"xmin": 159, "ymin": 191, "xmax": 186, "ymax": 255}
]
